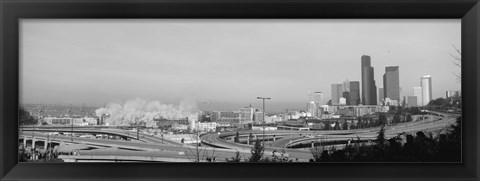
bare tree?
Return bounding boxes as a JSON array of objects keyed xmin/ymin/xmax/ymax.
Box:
[
  {"xmin": 183, "ymin": 131, "xmax": 217, "ymax": 162},
  {"xmin": 449, "ymin": 45, "xmax": 461, "ymax": 83}
]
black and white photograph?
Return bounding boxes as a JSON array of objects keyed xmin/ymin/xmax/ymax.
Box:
[{"xmin": 18, "ymin": 19, "xmax": 462, "ymax": 163}]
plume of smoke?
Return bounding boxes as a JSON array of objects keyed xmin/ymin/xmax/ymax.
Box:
[{"xmin": 95, "ymin": 98, "xmax": 198, "ymax": 126}]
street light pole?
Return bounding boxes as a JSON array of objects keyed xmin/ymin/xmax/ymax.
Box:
[
  {"xmin": 257, "ymin": 97, "xmax": 271, "ymax": 146},
  {"xmin": 69, "ymin": 107, "xmax": 73, "ymax": 142}
]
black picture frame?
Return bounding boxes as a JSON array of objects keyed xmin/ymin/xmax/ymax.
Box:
[{"xmin": 1, "ymin": 0, "xmax": 479, "ymax": 180}]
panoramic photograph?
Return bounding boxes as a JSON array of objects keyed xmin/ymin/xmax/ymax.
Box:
[{"xmin": 18, "ymin": 19, "xmax": 461, "ymax": 162}]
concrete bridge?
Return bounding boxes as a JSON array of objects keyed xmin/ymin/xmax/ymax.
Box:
[
  {"xmin": 18, "ymin": 132, "xmax": 256, "ymax": 162},
  {"xmin": 200, "ymin": 111, "xmax": 458, "ymax": 157},
  {"xmin": 20, "ymin": 127, "xmax": 181, "ymax": 145}
]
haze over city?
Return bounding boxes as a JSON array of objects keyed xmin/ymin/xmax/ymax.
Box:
[{"xmin": 20, "ymin": 19, "xmax": 460, "ymax": 112}]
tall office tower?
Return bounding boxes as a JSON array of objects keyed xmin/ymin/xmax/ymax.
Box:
[
  {"xmin": 311, "ymin": 92, "xmax": 324, "ymax": 104},
  {"xmin": 378, "ymin": 87, "xmax": 384, "ymax": 104},
  {"xmin": 413, "ymin": 87, "xmax": 422, "ymax": 106},
  {"xmin": 307, "ymin": 92, "xmax": 324, "ymax": 118},
  {"xmin": 383, "ymin": 66, "xmax": 400, "ymax": 102},
  {"xmin": 445, "ymin": 90, "xmax": 459, "ymax": 98},
  {"xmin": 342, "ymin": 92, "xmax": 350, "ymax": 105},
  {"xmin": 349, "ymin": 81, "xmax": 360, "ymax": 105},
  {"xmin": 421, "ymin": 75, "xmax": 433, "ymax": 106},
  {"xmin": 343, "ymin": 79, "xmax": 350, "ymax": 92},
  {"xmin": 361, "ymin": 55, "xmax": 377, "ymax": 105},
  {"xmin": 331, "ymin": 84, "xmax": 343, "ymax": 105}
]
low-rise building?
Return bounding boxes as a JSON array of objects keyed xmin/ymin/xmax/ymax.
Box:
[
  {"xmin": 211, "ymin": 111, "xmax": 240, "ymax": 123},
  {"xmin": 195, "ymin": 122, "xmax": 217, "ymax": 132},
  {"xmin": 43, "ymin": 116, "xmax": 98, "ymax": 126}
]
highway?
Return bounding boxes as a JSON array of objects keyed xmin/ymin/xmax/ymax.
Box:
[
  {"xmin": 21, "ymin": 128, "xmax": 181, "ymax": 145},
  {"xmin": 19, "ymin": 132, "xmax": 254, "ymax": 162},
  {"xmin": 19, "ymin": 110, "xmax": 458, "ymax": 162},
  {"xmin": 200, "ymin": 111, "xmax": 458, "ymax": 160}
]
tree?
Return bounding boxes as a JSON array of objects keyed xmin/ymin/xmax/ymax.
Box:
[
  {"xmin": 406, "ymin": 114, "xmax": 413, "ymax": 122},
  {"xmin": 184, "ymin": 131, "xmax": 216, "ymax": 162},
  {"xmin": 449, "ymin": 45, "xmax": 461, "ymax": 83},
  {"xmin": 334, "ymin": 121, "xmax": 340, "ymax": 130},
  {"xmin": 428, "ymin": 98, "xmax": 448, "ymax": 107},
  {"xmin": 19, "ymin": 107, "xmax": 38, "ymax": 125},
  {"xmin": 249, "ymin": 139, "xmax": 264, "ymax": 162},
  {"xmin": 265, "ymin": 150, "xmax": 294, "ymax": 162},
  {"xmin": 324, "ymin": 121, "xmax": 331, "ymax": 130},
  {"xmin": 392, "ymin": 114, "xmax": 401, "ymax": 124},
  {"xmin": 249, "ymin": 133, "xmax": 253, "ymax": 144},
  {"xmin": 377, "ymin": 126, "xmax": 386, "ymax": 146},
  {"xmin": 226, "ymin": 151, "xmax": 242, "ymax": 162},
  {"xmin": 342, "ymin": 122, "xmax": 349, "ymax": 130},
  {"xmin": 357, "ymin": 117, "xmax": 363, "ymax": 128},
  {"xmin": 310, "ymin": 145, "xmax": 323, "ymax": 161},
  {"xmin": 320, "ymin": 150, "xmax": 330, "ymax": 161},
  {"xmin": 378, "ymin": 113, "xmax": 387, "ymax": 126}
]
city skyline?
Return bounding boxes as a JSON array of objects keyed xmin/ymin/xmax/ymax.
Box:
[{"xmin": 20, "ymin": 19, "xmax": 461, "ymax": 112}]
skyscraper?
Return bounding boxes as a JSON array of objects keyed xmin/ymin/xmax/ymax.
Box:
[
  {"xmin": 342, "ymin": 92, "xmax": 350, "ymax": 105},
  {"xmin": 361, "ymin": 55, "xmax": 377, "ymax": 105},
  {"xmin": 378, "ymin": 87, "xmax": 384, "ymax": 104},
  {"xmin": 307, "ymin": 92, "xmax": 323, "ymax": 118},
  {"xmin": 331, "ymin": 84, "xmax": 343, "ymax": 105},
  {"xmin": 421, "ymin": 75, "xmax": 432, "ymax": 106},
  {"xmin": 311, "ymin": 92, "xmax": 323, "ymax": 104},
  {"xmin": 383, "ymin": 66, "xmax": 400, "ymax": 102},
  {"xmin": 413, "ymin": 87, "xmax": 422, "ymax": 106},
  {"xmin": 349, "ymin": 81, "xmax": 360, "ymax": 105},
  {"xmin": 343, "ymin": 79, "xmax": 350, "ymax": 92}
]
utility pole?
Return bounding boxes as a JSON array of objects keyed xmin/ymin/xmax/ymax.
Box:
[
  {"xmin": 136, "ymin": 118, "xmax": 140, "ymax": 140},
  {"xmin": 257, "ymin": 97, "xmax": 271, "ymax": 146},
  {"xmin": 137, "ymin": 126, "xmax": 140, "ymax": 141},
  {"xmin": 69, "ymin": 106, "xmax": 73, "ymax": 142}
]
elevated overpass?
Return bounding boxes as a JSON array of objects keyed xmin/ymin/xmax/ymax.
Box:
[
  {"xmin": 19, "ymin": 132, "xmax": 256, "ymax": 162},
  {"xmin": 20, "ymin": 127, "xmax": 181, "ymax": 145},
  {"xmin": 201, "ymin": 111, "xmax": 458, "ymax": 154}
]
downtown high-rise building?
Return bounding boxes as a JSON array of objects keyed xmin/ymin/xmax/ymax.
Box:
[
  {"xmin": 307, "ymin": 92, "xmax": 324, "ymax": 118},
  {"xmin": 331, "ymin": 84, "xmax": 343, "ymax": 105},
  {"xmin": 349, "ymin": 81, "xmax": 360, "ymax": 105},
  {"xmin": 446, "ymin": 90, "xmax": 460, "ymax": 98},
  {"xmin": 383, "ymin": 66, "xmax": 400, "ymax": 102},
  {"xmin": 310, "ymin": 91, "xmax": 324, "ymax": 103},
  {"xmin": 421, "ymin": 75, "xmax": 433, "ymax": 106},
  {"xmin": 413, "ymin": 87, "xmax": 422, "ymax": 106},
  {"xmin": 378, "ymin": 87, "xmax": 384, "ymax": 104},
  {"xmin": 342, "ymin": 92, "xmax": 350, "ymax": 105},
  {"xmin": 361, "ymin": 55, "xmax": 377, "ymax": 105},
  {"xmin": 343, "ymin": 79, "xmax": 350, "ymax": 92}
]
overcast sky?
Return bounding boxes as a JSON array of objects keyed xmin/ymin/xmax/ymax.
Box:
[{"xmin": 20, "ymin": 19, "xmax": 461, "ymax": 112}]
